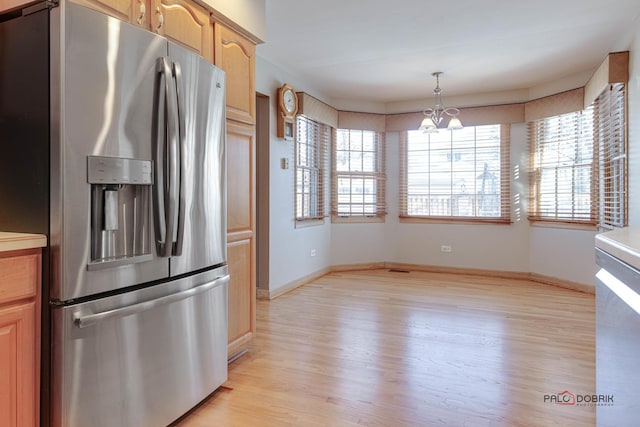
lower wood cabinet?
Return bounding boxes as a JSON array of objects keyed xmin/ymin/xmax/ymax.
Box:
[
  {"xmin": 226, "ymin": 238, "xmax": 253, "ymax": 357},
  {"xmin": 0, "ymin": 301, "xmax": 36, "ymax": 427},
  {"xmin": 0, "ymin": 249, "xmax": 41, "ymax": 427}
]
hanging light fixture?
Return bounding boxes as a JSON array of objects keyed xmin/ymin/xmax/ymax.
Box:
[{"xmin": 419, "ymin": 72, "xmax": 463, "ymax": 133}]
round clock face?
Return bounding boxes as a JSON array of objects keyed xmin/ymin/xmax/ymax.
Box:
[{"xmin": 283, "ymin": 89, "xmax": 296, "ymax": 113}]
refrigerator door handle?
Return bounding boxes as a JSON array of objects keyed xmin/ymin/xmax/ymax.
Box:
[
  {"xmin": 73, "ymin": 274, "xmax": 230, "ymax": 328},
  {"xmin": 171, "ymin": 61, "xmax": 185, "ymax": 256},
  {"xmin": 164, "ymin": 59, "xmax": 180, "ymax": 256},
  {"xmin": 153, "ymin": 57, "xmax": 171, "ymax": 253},
  {"xmin": 156, "ymin": 56, "xmax": 179, "ymax": 258}
]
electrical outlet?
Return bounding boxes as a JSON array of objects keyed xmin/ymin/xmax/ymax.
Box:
[
  {"xmin": 441, "ymin": 245, "xmax": 452, "ymax": 253},
  {"xmin": 310, "ymin": 249, "xmax": 317, "ymax": 257}
]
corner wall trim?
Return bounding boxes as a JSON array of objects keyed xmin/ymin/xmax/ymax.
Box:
[
  {"xmin": 259, "ymin": 262, "xmax": 594, "ymax": 300},
  {"xmin": 258, "ymin": 267, "xmax": 332, "ymax": 300}
]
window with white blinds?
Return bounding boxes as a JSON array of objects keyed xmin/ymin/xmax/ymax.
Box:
[
  {"xmin": 595, "ymin": 83, "xmax": 627, "ymax": 229},
  {"xmin": 528, "ymin": 83, "xmax": 627, "ymax": 229},
  {"xmin": 332, "ymin": 129, "xmax": 386, "ymax": 222},
  {"xmin": 528, "ymin": 108, "xmax": 595, "ymax": 224},
  {"xmin": 400, "ymin": 124, "xmax": 510, "ymax": 222},
  {"xmin": 295, "ymin": 115, "xmax": 330, "ymax": 223}
]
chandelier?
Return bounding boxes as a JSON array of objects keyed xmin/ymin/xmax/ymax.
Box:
[{"xmin": 419, "ymin": 72, "xmax": 463, "ymax": 133}]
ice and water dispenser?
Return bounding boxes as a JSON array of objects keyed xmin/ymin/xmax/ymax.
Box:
[{"xmin": 87, "ymin": 156, "xmax": 153, "ymax": 269}]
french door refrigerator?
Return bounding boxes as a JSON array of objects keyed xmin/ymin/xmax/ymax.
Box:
[{"xmin": 0, "ymin": 2, "xmax": 228, "ymax": 426}]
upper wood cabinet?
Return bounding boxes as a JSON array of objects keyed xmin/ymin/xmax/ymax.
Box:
[
  {"xmin": 71, "ymin": 0, "xmax": 213, "ymax": 62},
  {"xmin": 151, "ymin": 0, "xmax": 213, "ymax": 62},
  {"xmin": 71, "ymin": 0, "xmax": 149, "ymax": 28},
  {"xmin": 214, "ymin": 24, "xmax": 256, "ymax": 124}
]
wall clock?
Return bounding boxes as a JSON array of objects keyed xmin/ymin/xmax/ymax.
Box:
[{"xmin": 277, "ymin": 83, "xmax": 298, "ymax": 140}]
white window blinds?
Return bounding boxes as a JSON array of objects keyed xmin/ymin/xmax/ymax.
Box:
[
  {"xmin": 528, "ymin": 83, "xmax": 627, "ymax": 229},
  {"xmin": 400, "ymin": 124, "xmax": 510, "ymax": 222},
  {"xmin": 595, "ymin": 83, "xmax": 627, "ymax": 229},
  {"xmin": 332, "ymin": 129, "xmax": 386, "ymax": 221},
  {"xmin": 528, "ymin": 109, "xmax": 595, "ymax": 224},
  {"xmin": 295, "ymin": 115, "xmax": 329, "ymax": 222}
]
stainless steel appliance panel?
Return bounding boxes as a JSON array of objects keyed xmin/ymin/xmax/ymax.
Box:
[
  {"xmin": 595, "ymin": 248, "xmax": 640, "ymax": 426},
  {"xmin": 51, "ymin": 267, "xmax": 229, "ymax": 427},
  {"xmin": 52, "ymin": 3, "xmax": 169, "ymax": 301},
  {"xmin": 167, "ymin": 42, "xmax": 227, "ymax": 276}
]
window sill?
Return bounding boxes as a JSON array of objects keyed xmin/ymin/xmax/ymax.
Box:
[
  {"xmin": 332, "ymin": 215, "xmax": 385, "ymax": 224},
  {"xmin": 528, "ymin": 219, "xmax": 598, "ymax": 231},
  {"xmin": 295, "ymin": 218, "xmax": 325, "ymax": 229},
  {"xmin": 399, "ymin": 216, "xmax": 511, "ymax": 225}
]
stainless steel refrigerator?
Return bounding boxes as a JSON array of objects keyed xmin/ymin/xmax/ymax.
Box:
[
  {"xmin": 595, "ymin": 239, "xmax": 640, "ymax": 426},
  {"xmin": 0, "ymin": 2, "xmax": 228, "ymax": 426}
]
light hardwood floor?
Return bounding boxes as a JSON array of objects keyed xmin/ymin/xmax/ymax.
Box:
[{"xmin": 174, "ymin": 269, "xmax": 595, "ymax": 427}]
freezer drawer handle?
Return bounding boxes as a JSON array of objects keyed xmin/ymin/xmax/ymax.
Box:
[{"xmin": 73, "ymin": 274, "xmax": 230, "ymax": 328}]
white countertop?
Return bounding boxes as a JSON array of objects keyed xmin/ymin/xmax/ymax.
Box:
[
  {"xmin": 596, "ymin": 227, "xmax": 640, "ymax": 271},
  {"xmin": 0, "ymin": 232, "xmax": 47, "ymax": 253}
]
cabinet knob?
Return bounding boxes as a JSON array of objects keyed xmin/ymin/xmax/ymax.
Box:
[
  {"xmin": 155, "ymin": 7, "xmax": 164, "ymax": 32},
  {"xmin": 136, "ymin": 1, "xmax": 146, "ymax": 25}
]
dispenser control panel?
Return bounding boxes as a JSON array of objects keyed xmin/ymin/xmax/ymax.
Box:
[{"xmin": 87, "ymin": 156, "xmax": 153, "ymax": 185}]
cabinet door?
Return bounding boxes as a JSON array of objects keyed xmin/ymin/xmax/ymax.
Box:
[
  {"xmin": 0, "ymin": 251, "xmax": 38, "ymax": 305},
  {"xmin": 226, "ymin": 120, "xmax": 255, "ymax": 357},
  {"xmin": 70, "ymin": 0, "xmax": 149, "ymax": 28},
  {"xmin": 226, "ymin": 121, "xmax": 255, "ymax": 233},
  {"xmin": 214, "ymin": 23, "xmax": 256, "ymax": 124},
  {"xmin": 0, "ymin": 301, "xmax": 36, "ymax": 427},
  {"xmin": 151, "ymin": 0, "xmax": 213, "ymax": 62},
  {"xmin": 226, "ymin": 239, "xmax": 253, "ymax": 356}
]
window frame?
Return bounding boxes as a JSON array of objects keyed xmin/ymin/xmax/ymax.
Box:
[
  {"xmin": 399, "ymin": 124, "xmax": 511, "ymax": 224},
  {"xmin": 294, "ymin": 115, "xmax": 329, "ymax": 227},
  {"xmin": 528, "ymin": 108, "xmax": 597, "ymax": 229},
  {"xmin": 528, "ymin": 83, "xmax": 627, "ymax": 231},
  {"xmin": 595, "ymin": 83, "xmax": 628, "ymax": 230},
  {"xmin": 331, "ymin": 128, "xmax": 386, "ymax": 223}
]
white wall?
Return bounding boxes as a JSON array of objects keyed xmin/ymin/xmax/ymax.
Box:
[
  {"xmin": 526, "ymin": 19, "xmax": 640, "ymax": 284},
  {"xmin": 627, "ymin": 15, "xmax": 640, "ymax": 226},
  {"xmin": 529, "ymin": 227, "xmax": 598, "ymax": 284},
  {"xmin": 255, "ymin": 57, "xmax": 333, "ymax": 293},
  {"xmin": 385, "ymin": 125, "xmax": 531, "ymax": 273},
  {"xmin": 257, "ymin": 16, "xmax": 640, "ymax": 292},
  {"xmin": 202, "ymin": 0, "xmax": 266, "ymax": 41},
  {"xmin": 332, "ymin": 123, "xmax": 600, "ymax": 285},
  {"xmin": 330, "ymin": 223, "xmax": 387, "ymax": 266}
]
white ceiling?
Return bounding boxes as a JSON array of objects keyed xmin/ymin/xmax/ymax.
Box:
[{"xmin": 257, "ymin": 0, "xmax": 640, "ymax": 105}]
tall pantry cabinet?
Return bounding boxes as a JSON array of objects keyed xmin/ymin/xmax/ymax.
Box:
[
  {"xmin": 66, "ymin": 0, "xmax": 259, "ymax": 359},
  {"xmin": 213, "ymin": 22, "xmax": 257, "ymax": 359}
]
